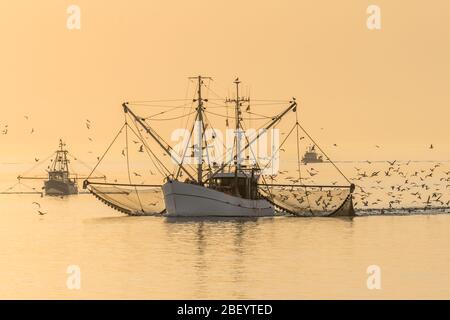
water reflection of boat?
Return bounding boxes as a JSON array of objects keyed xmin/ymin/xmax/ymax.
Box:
[{"xmin": 302, "ymin": 145, "xmax": 324, "ymax": 164}]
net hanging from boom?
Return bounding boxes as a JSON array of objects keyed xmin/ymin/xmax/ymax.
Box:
[
  {"xmin": 84, "ymin": 106, "xmax": 197, "ymax": 215},
  {"xmin": 253, "ymin": 109, "xmax": 355, "ymax": 217},
  {"xmin": 87, "ymin": 182, "xmax": 165, "ymax": 215}
]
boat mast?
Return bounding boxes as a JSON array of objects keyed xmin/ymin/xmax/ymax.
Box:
[
  {"xmin": 195, "ymin": 76, "xmax": 204, "ymax": 185},
  {"xmin": 225, "ymin": 78, "xmax": 250, "ymax": 194},
  {"xmin": 53, "ymin": 139, "xmax": 69, "ymax": 172},
  {"xmin": 234, "ymin": 79, "xmax": 241, "ymax": 173},
  {"xmin": 188, "ymin": 75, "xmax": 212, "ymax": 185},
  {"xmin": 205, "ymin": 99, "xmax": 297, "ymax": 184},
  {"xmin": 233, "ymin": 79, "xmax": 242, "ymax": 194}
]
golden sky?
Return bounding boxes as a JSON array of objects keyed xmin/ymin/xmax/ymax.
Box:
[{"xmin": 1, "ymin": 0, "xmax": 449, "ymax": 163}]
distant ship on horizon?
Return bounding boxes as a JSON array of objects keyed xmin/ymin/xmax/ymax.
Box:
[{"xmin": 302, "ymin": 145, "xmax": 324, "ymax": 164}]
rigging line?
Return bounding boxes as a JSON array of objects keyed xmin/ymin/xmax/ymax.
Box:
[
  {"xmin": 247, "ymin": 89, "xmax": 252, "ymax": 139},
  {"xmin": 201, "ymin": 119, "xmax": 212, "ymax": 176},
  {"xmin": 127, "ymin": 99, "xmax": 192, "ymax": 103},
  {"xmin": 1, "ymin": 181, "xmax": 20, "ymax": 193},
  {"xmin": 236, "ymin": 121, "xmax": 274, "ymax": 200},
  {"xmin": 244, "ymin": 110, "xmax": 273, "ymax": 119},
  {"xmin": 296, "ymin": 122, "xmax": 351, "ymax": 185},
  {"xmin": 86, "ymin": 181, "xmax": 162, "ymax": 187},
  {"xmin": 86, "ymin": 123, "xmax": 126, "ymax": 180},
  {"xmin": 175, "ymin": 113, "xmax": 198, "ymax": 179},
  {"xmin": 203, "ymin": 112, "xmax": 228, "ymax": 158},
  {"xmin": 129, "ymin": 119, "xmax": 167, "ymax": 177},
  {"xmin": 129, "ymin": 113, "xmax": 197, "ymax": 178},
  {"xmin": 259, "ymin": 122, "xmax": 297, "ymax": 173},
  {"xmin": 174, "ymin": 79, "xmax": 197, "ymax": 179},
  {"xmin": 238, "ymin": 121, "xmax": 260, "ymax": 170},
  {"xmin": 128, "ymin": 115, "xmax": 171, "ymax": 177},
  {"xmin": 202, "ymin": 96, "xmax": 297, "ymax": 181},
  {"xmin": 145, "ymin": 111, "xmax": 196, "ymax": 121},
  {"xmin": 204, "ymin": 110, "xmax": 270, "ymax": 121},
  {"xmin": 204, "ymin": 78, "xmax": 212, "ymax": 102},
  {"xmin": 204, "ymin": 112, "xmax": 279, "ymax": 176},
  {"xmin": 202, "ymin": 101, "xmax": 230, "ymax": 107},
  {"xmin": 17, "ymin": 180, "xmax": 42, "ymax": 193},
  {"xmin": 295, "ymin": 110, "xmax": 312, "ymax": 215},
  {"xmin": 177, "ymin": 76, "xmax": 193, "ymax": 144},
  {"xmin": 129, "ymin": 116, "xmax": 170, "ymax": 177},
  {"xmin": 250, "ymin": 99, "xmax": 290, "ymax": 102},
  {"xmin": 202, "ymin": 81, "xmax": 224, "ymax": 100},
  {"xmin": 199, "ymin": 112, "xmax": 233, "ymax": 181},
  {"xmin": 124, "ymin": 119, "xmax": 145, "ymax": 213},
  {"xmin": 235, "ymin": 119, "xmax": 277, "ymax": 203},
  {"xmin": 18, "ymin": 152, "xmax": 56, "ymax": 178},
  {"xmin": 204, "ymin": 105, "xmax": 231, "ymax": 109},
  {"xmin": 67, "ymin": 153, "xmax": 106, "ymax": 178},
  {"xmin": 128, "ymin": 102, "xmax": 194, "ymax": 108},
  {"xmin": 145, "ymin": 105, "xmax": 188, "ymax": 118},
  {"xmin": 124, "ymin": 104, "xmax": 197, "ymax": 181},
  {"xmin": 246, "ymin": 102, "xmax": 290, "ymax": 106},
  {"xmin": 127, "ymin": 104, "xmax": 192, "ymax": 108},
  {"xmin": 295, "ymin": 111, "xmax": 302, "ymax": 180},
  {"xmin": 139, "ymin": 118, "xmax": 179, "ymax": 154},
  {"xmin": 180, "ymin": 86, "xmax": 198, "ymax": 147},
  {"xmin": 184, "ymin": 77, "xmax": 192, "ymax": 102}
]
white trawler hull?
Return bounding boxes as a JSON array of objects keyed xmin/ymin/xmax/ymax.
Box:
[{"xmin": 162, "ymin": 180, "xmax": 274, "ymax": 217}]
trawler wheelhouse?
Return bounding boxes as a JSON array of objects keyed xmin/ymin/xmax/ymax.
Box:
[
  {"xmin": 208, "ymin": 168, "xmax": 261, "ymax": 200},
  {"xmin": 48, "ymin": 170, "xmax": 70, "ymax": 182}
]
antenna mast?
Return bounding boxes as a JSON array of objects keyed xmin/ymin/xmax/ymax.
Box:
[
  {"xmin": 189, "ymin": 75, "xmax": 212, "ymax": 185},
  {"xmin": 225, "ymin": 78, "xmax": 250, "ymax": 195},
  {"xmin": 53, "ymin": 139, "xmax": 69, "ymax": 172}
]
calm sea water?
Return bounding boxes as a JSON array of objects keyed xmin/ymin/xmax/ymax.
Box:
[
  {"xmin": 0, "ymin": 192, "xmax": 450, "ymax": 299},
  {"xmin": 1, "ymin": 161, "xmax": 449, "ymax": 299}
]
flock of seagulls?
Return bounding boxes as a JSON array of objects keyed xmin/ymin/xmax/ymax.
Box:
[
  {"xmin": 265, "ymin": 156, "xmax": 450, "ymax": 214},
  {"xmin": 349, "ymin": 161, "xmax": 450, "ymax": 212}
]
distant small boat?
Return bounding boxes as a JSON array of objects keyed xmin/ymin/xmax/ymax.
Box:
[
  {"xmin": 17, "ymin": 139, "xmax": 105, "ymax": 196},
  {"xmin": 302, "ymin": 145, "xmax": 324, "ymax": 164},
  {"xmin": 43, "ymin": 140, "xmax": 78, "ymax": 196}
]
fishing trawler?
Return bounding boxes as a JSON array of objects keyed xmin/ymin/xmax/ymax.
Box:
[
  {"xmin": 302, "ymin": 145, "xmax": 324, "ymax": 164},
  {"xmin": 43, "ymin": 140, "xmax": 78, "ymax": 195},
  {"xmin": 18, "ymin": 140, "xmax": 105, "ymax": 196},
  {"xmin": 85, "ymin": 76, "xmax": 355, "ymax": 217}
]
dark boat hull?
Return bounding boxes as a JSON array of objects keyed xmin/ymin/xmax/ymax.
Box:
[{"xmin": 44, "ymin": 180, "xmax": 78, "ymax": 196}]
